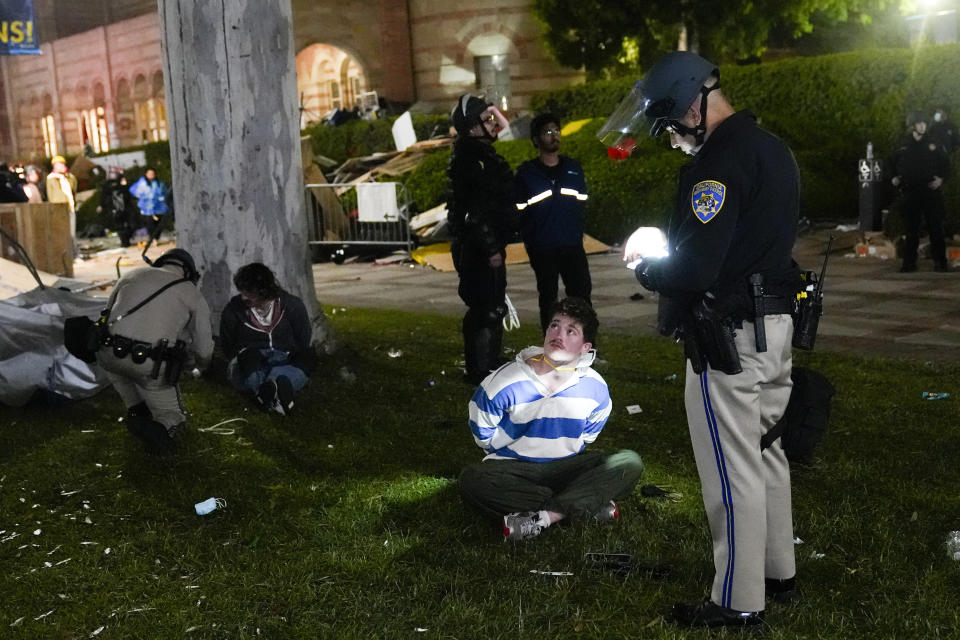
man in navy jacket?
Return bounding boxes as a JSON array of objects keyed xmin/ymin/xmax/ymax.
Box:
[{"xmin": 515, "ymin": 113, "xmax": 592, "ymax": 332}]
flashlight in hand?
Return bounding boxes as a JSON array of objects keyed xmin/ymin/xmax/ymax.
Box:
[{"xmin": 623, "ymin": 226, "xmax": 668, "ymax": 270}]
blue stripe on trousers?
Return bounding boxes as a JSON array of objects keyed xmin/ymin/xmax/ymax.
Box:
[{"xmin": 699, "ymin": 371, "xmax": 735, "ymax": 608}]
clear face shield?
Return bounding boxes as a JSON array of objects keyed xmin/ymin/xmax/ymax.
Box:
[
  {"xmin": 597, "ymin": 81, "xmax": 677, "ymax": 153},
  {"xmin": 478, "ymin": 105, "xmax": 510, "ymax": 140}
]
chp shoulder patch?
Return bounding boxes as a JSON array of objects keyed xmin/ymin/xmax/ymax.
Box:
[{"xmin": 691, "ymin": 180, "xmax": 726, "ymax": 223}]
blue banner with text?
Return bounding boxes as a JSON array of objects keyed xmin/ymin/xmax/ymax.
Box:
[{"xmin": 0, "ymin": 0, "xmax": 40, "ymax": 55}]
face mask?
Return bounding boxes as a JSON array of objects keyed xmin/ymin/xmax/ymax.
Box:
[{"xmin": 195, "ymin": 497, "xmax": 227, "ymax": 515}]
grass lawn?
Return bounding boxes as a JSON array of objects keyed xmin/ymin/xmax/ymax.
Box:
[{"xmin": 2, "ymin": 307, "xmax": 960, "ymax": 639}]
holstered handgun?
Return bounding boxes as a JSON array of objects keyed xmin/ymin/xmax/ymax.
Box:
[
  {"xmin": 163, "ymin": 340, "xmax": 187, "ymax": 384},
  {"xmin": 150, "ymin": 338, "xmax": 169, "ymax": 379},
  {"xmin": 687, "ymin": 299, "xmax": 742, "ymax": 375},
  {"xmin": 681, "ymin": 327, "xmax": 708, "ymax": 375}
]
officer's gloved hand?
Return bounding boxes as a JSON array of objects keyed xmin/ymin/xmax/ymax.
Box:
[
  {"xmin": 635, "ymin": 258, "xmax": 663, "ymax": 292},
  {"xmin": 237, "ymin": 347, "xmax": 266, "ymax": 376}
]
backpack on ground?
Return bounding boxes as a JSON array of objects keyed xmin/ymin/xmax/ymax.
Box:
[{"xmin": 760, "ymin": 367, "xmax": 836, "ymax": 465}]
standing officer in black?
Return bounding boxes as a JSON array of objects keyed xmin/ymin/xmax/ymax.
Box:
[
  {"xmin": 446, "ymin": 94, "xmax": 514, "ymax": 384},
  {"xmin": 891, "ymin": 111, "xmax": 950, "ymax": 272},
  {"xmin": 600, "ymin": 52, "xmax": 800, "ymax": 629}
]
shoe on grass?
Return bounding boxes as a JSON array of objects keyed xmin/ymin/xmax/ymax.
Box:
[
  {"xmin": 256, "ymin": 379, "xmax": 277, "ymax": 411},
  {"xmin": 503, "ymin": 511, "xmax": 548, "ymax": 541},
  {"xmin": 274, "ymin": 375, "xmax": 294, "ymax": 416},
  {"xmin": 670, "ymin": 599, "xmax": 764, "ymax": 629},
  {"xmin": 594, "ymin": 500, "xmax": 619, "ymax": 522}
]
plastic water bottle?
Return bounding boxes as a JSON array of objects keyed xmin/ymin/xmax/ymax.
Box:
[
  {"xmin": 922, "ymin": 392, "xmax": 950, "ymax": 400},
  {"xmin": 866, "ymin": 141, "xmax": 874, "ymax": 160},
  {"xmin": 946, "ymin": 531, "xmax": 960, "ymax": 560}
]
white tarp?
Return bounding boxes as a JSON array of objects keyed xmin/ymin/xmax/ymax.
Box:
[{"xmin": 0, "ymin": 287, "xmax": 110, "ymax": 407}]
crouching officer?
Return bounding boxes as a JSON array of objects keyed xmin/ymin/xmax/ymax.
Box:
[
  {"xmin": 600, "ymin": 52, "xmax": 800, "ymax": 629},
  {"xmin": 96, "ymin": 248, "xmax": 213, "ymax": 453},
  {"xmin": 446, "ymin": 94, "xmax": 515, "ymax": 384}
]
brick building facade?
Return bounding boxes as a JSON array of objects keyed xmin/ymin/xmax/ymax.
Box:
[{"xmin": 0, "ymin": 0, "xmax": 582, "ymax": 161}]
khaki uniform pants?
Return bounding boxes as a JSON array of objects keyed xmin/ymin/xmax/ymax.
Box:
[
  {"xmin": 100, "ymin": 353, "xmax": 185, "ymax": 429},
  {"xmin": 684, "ymin": 314, "xmax": 796, "ymax": 613}
]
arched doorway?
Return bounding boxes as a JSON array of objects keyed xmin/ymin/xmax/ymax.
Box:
[{"xmin": 295, "ymin": 43, "xmax": 368, "ymax": 127}]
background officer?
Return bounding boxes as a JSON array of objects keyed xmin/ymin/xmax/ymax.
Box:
[
  {"xmin": 891, "ymin": 111, "xmax": 950, "ymax": 272},
  {"xmin": 929, "ymin": 106, "xmax": 958, "ymax": 155},
  {"xmin": 446, "ymin": 94, "xmax": 514, "ymax": 384},
  {"xmin": 98, "ymin": 167, "xmax": 137, "ymax": 247},
  {"xmin": 515, "ymin": 113, "xmax": 592, "ymax": 332},
  {"xmin": 601, "ymin": 51, "xmax": 800, "ymax": 629},
  {"xmin": 97, "ymin": 248, "xmax": 213, "ymax": 453}
]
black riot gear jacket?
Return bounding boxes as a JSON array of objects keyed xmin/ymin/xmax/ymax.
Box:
[{"xmin": 445, "ymin": 136, "xmax": 515, "ymax": 256}]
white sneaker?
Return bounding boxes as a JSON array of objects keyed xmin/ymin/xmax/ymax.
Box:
[{"xmin": 503, "ymin": 511, "xmax": 547, "ymax": 541}]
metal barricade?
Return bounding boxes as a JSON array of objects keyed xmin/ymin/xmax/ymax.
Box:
[{"xmin": 304, "ymin": 182, "xmax": 414, "ymax": 258}]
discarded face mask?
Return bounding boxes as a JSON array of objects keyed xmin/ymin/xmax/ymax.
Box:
[{"xmin": 194, "ymin": 497, "xmax": 227, "ymax": 516}]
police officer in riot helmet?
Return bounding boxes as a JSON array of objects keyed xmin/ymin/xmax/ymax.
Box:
[
  {"xmin": 929, "ymin": 106, "xmax": 958, "ymax": 154},
  {"xmin": 891, "ymin": 110, "xmax": 950, "ymax": 272},
  {"xmin": 446, "ymin": 94, "xmax": 515, "ymax": 384},
  {"xmin": 600, "ymin": 51, "xmax": 801, "ymax": 628},
  {"xmin": 99, "ymin": 167, "xmax": 137, "ymax": 247},
  {"xmin": 96, "ymin": 247, "xmax": 213, "ymax": 453}
]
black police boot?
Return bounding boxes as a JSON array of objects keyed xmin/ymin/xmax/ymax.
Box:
[
  {"xmin": 934, "ymin": 261, "xmax": 949, "ymax": 272},
  {"xmin": 127, "ymin": 402, "xmax": 152, "ymax": 419},
  {"xmin": 670, "ymin": 599, "xmax": 764, "ymax": 630},
  {"xmin": 484, "ymin": 323, "xmax": 505, "ymax": 370},
  {"xmin": 468, "ymin": 324, "xmax": 503, "ymax": 383},
  {"xmin": 765, "ymin": 576, "xmax": 797, "ymax": 604},
  {"xmin": 899, "ymin": 262, "xmax": 917, "ymax": 273},
  {"xmin": 126, "ymin": 415, "xmax": 176, "ymax": 454},
  {"xmin": 462, "ymin": 319, "xmax": 493, "ymax": 385}
]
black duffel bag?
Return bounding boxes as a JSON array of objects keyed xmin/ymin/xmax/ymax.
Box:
[
  {"xmin": 63, "ymin": 314, "xmax": 104, "ymax": 363},
  {"xmin": 760, "ymin": 367, "xmax": 836, "ymax": 465}
]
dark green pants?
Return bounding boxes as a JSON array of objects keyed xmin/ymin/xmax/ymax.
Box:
[{"xmin": 459, "ymin": 450, "xmax": 644, "ymax": 521}]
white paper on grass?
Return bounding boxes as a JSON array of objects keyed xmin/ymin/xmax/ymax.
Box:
[
  {"xmin": 357, "ymin": 182, "xmax": 400, "ymax": 222},
  {"xmin": 391, "ymin": 111, "xmax": 417, "ymax": 151}
]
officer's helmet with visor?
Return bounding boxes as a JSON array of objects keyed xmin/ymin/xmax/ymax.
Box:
[
  {"xmin": 153, "ymin": 248, "xmax": 200, "ymax": 284},
  {"xmin": 597, "ymin": 51, "xmax": 718, "ymax": 150},
  {"xmin": 451, "ymin": 94, "xmax": 492, "ymax": 137},
  {"xmin": 906, "ymin": 110, "xmax": 928, "ymax": 128}
]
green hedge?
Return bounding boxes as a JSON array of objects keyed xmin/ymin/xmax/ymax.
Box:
[
  {"xmin": 304, "ymin": 115, "xmax": 450, "ymax": 165},
  {"xmin": 528, "ymin": 45, "xmax": 960, "ymax": 235}
]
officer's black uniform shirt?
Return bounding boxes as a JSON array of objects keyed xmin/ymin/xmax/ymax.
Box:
[
  {"xmin": 893, "ymin": 134, "xmax": 950, "ymax": 188},
  {"xmin": 657, "ymin": 110, "xmax": 799, "ymax": 302}
]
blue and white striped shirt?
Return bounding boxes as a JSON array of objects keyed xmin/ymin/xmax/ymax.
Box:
[{"xmin": 469, "ymin": 347, "xmax": 612, "ymax": 462}]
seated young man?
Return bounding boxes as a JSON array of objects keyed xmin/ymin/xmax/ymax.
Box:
[
  {"xmin": 219, "ymin": 262, "xmax": 316, "ymax": 416},
  {"xmin": 459, "ymin": 297, "xmax": 643, "ymax": 540}
]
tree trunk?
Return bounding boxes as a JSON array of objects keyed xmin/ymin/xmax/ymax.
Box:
[{"xmin": 156, "ymin": 0, "xmax": 330, "ymax": 348}]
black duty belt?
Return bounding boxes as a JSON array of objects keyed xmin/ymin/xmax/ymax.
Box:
[
  {"xmin": 103, "ymin": 334, "xmax": 162, "ymax": 364},
  {"xmin": 754, "ymin": 296, "xmax": 795, "ymax": 316}
]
